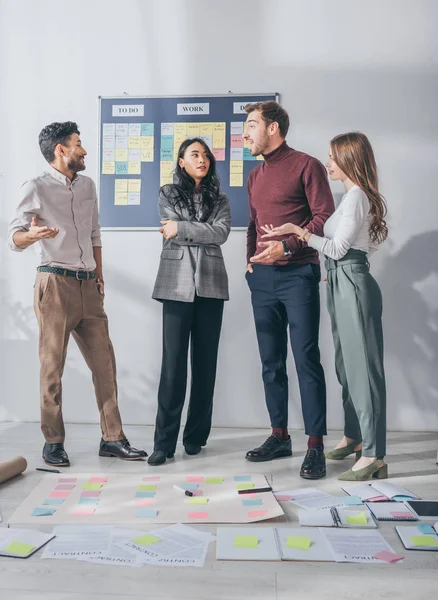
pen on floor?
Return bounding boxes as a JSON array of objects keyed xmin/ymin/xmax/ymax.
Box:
[
  {"xmin": 36, "ymin": 467, "xmax": 61, "ymax": 474},
  {"xmin": 173, "ymin": 484, "xmax": 194, "ymax": 497},
  {"xmin": 238, "ymin": 486, "xmax": 272, "ymax": 495}
]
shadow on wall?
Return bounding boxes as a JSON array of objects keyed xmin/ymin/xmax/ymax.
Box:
[{"xmin": 379, "ymin": 230, "xmax": 438, "ymax": 416}]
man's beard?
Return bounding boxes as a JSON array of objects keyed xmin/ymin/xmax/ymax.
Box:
[
  {"xmin": 251, "ymin": 132, "xmax": 270, "ymax": 156},
  {"xmin": 67, "ymin": 157, "xmax": 86, "ymax": 173}
]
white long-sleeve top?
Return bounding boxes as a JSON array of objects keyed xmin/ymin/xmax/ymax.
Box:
[{"xmin": 307, "ymin": 185, "xmax": 377, "ymax": 260}]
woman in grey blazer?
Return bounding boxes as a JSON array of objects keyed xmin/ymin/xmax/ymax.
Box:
[{"xmin": 148, "ymin": 138, "xmax": 231, "ymax": 466}]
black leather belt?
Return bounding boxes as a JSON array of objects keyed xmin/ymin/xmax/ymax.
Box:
[{"xmin": 37, "ymin": 266, "xmax": 96, "ymax": 280}]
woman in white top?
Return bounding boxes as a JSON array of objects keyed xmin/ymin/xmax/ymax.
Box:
[{"xmin": 261, "ymin": 132, "xmax": 388, "ymax": 481}]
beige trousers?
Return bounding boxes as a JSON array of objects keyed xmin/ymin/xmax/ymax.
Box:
[{"xmin": 34, "ymin": 272, "xmax": 125, "ymax": 444}]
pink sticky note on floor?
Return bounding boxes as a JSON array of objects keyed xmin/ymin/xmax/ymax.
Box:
[
  {"xmin": 49, "ymin": 491, "xmax": 70, "ymax": 498},
  {"xmin": 192, "ymin": 490, "xmax": 204, "ymax": 497},
  {"xmin": 373, "ymin": 550, "xmax": 404, "ymax": 563},
  {"xmin": 81, "ymin": 491, "xmax": 101, "ymax": 498},
  {"xmin": 188, "ymin": 512, "xmax": 208, "ymax": 519},
  {"xmin": 54, "ymin": 484, "xmax": 75, "ymax": 491},
  {"xmin": 72, "ymin": 508, "xmax": 95, "ymax": 516},
  {"xmin": 89, "ymin": 477, "xmax": 107, "ymax": 483},
  {"xmin": 186, "ymin": 476, "xmax": 204, "ymax": 483},
  {"xmin": 135, "ymin": 499, "xmax": 155, "ymax": 506},
  {"xmin": 391, "ymin": 512, "xmax": 414, "ymax": 518},
  {"xmin": 248, "ymin": 510, "xmax": 268, "ymax": 519},
  {"xmin": 275, "ymin": 494, "xmax": 294, "ymax": 502},
  {"xmin": 142, "ymin": 476, "xmax": 160, "ymax": 482},
  {"xmin": 58, "ymin": 478, "xmax": 77, "ymax": 483}
]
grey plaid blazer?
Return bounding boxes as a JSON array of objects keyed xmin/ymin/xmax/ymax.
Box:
[{"xmin": 152, "ymin": 185, "xmax": 231, "ymax": 302}]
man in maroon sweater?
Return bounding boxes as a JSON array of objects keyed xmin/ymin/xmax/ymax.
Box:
[{"xmin": 244, "ymin": 101, "xmax": 334, "ymax": 479}]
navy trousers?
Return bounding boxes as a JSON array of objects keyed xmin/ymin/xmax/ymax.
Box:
[{"xmin": 246, "ymin": 263, "xmax": 327, "ymax": 435}]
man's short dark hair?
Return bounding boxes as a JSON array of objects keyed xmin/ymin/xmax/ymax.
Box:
[
  {"xmin": 38, "ymin": 121, "xmax": 80, "ymax": 163},
  {"xmin": 244, "ymin": 101, "xmax": 290, "ymax": 138}
]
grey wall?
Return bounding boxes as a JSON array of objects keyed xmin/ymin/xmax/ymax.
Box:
[{"xmin": 1, "ymin": 0, "xmax": 437, "ymax": 430}]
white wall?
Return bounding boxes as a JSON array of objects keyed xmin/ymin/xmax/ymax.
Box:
[{"xmin": 1, "ymin": 0, "xmax": 437, "ymax": 431}]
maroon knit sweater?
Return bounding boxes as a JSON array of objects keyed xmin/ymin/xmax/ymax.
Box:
[{"xmin": 246, "ymin": 142, "xmax": 335, "ymax": 265}]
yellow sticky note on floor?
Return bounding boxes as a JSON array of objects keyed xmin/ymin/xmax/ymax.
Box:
[
  {"xmin": 346, "ymin": 512, "xmax": 367, "ymax": 525},
  {"xmin": 187, "ymin": 497, "xmax": 208, "ymax": 505},
  {"xmin": 234, "ymin": 536, "xmax": 258, "ymax": 549},
  {"xmin": 286, "ymin": 536, "xmax": 311, "ymax": 550},
  {"xmin": 410, "ymin": 535, "xmax": 438, "ymax": 547},
  {"xmin": 82, "ymin": 483, "xmax": 103, "ymax": 491},
  {"xmin": 205, "ymin": 477, "xmax": 223, "ymax": 484},
  {"xmin": 236, "ymin": 483, "xmax": 254, "ymax": 491},
  {"xmin": 138, "ymin": 484, "xmax": 156, "ymax": 491},
  {"xmin": 132, "ymin": 534, "xmax": 161, "ymax": 547},
  {"xmin": 4, "ymin": 541, "xmax": 36, "ymax": 556}
]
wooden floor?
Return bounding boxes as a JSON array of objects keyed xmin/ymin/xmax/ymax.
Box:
[{"xmin": 0, "ymin": 423, "xmax": 437, "ymax": 599}]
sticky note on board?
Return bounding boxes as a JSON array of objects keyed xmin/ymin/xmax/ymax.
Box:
[
  {"xmin": 89, "ymin": 477, "xmax": 107, "ymax": 483},
  {"xmin": 72, "ymin": 508, "xmax": 95, "ymax": 516},
  {"xmin": 248, "ymin": 510, "xmax": 268, "ymax": 519},
  {"xmin": 188, "ymin": 511, "xmax": 208, "ymax": 519},
  {"xmin": 212, "ymin": 148, "xmax": 225, "ymax": 161},
  {"xmin": 410, "ymin": 535, "xmax": 438, "ymax": 547},
  {"xmin": 102, "ymin": 161, "xmax": 115, "ymax": 175},
  {"xmin": 49, "ymin": 491, "xmax": 70, "ymax": 498},
  {"xmin": 136, "ymin": 491, "xmax": 155, "ymax": 498},
  {"xmin": 137, "ymin": 484, "xmax": 156, "ymax": 491},
  {"xmin": 115, "ymin": 148, "xmax": 128, "ymax": 162},
  {"xmin": 79, "ymin": 497, "xmax": 99, "ymax": 505},
  {"xmin": 346, "ymin": 512, "xmax": 368, "ymax": 525},
  {"xmin": 186, "ymin": 476, "xmax": 204, "ymax": 483},
  {"xmin": 230, "ymin": 173, "xmax": 243, "ymax": 187},
  {"xmin": 286, "ymin": 536, "xmax": 311, "ymax": 550},
  {"xmin": 32, "ymin": 507, "xmax": 56, "ymax": 516},
  {"xmin": 205, "ymin": 477, "xmax": 223, "ymax": 484},
  {"xmin": 236, "ymin": 483, "xmax": 254, "ymax": 491},
  {"xmin": 417, "ymin": 524, "xmax": 436, "ymax": 535},
  {"xmin": 132, "ymin": 534, "xmax": 161, "ymax": 546},
  {"xmin": 42, "ymin": 498, "xmax": 64, "ymax": 505},
  {"xmin": 242, "ymin": 499, "xmax": 262, "ymax": 507},
  {"xmin": 187, "ymin": 497, "xmax": 208, "ymax": 505},
  {"xmin": 141, "ymin": 123, "xmax": 154, "ymax": 136},
  {"xmin": 81, "ymin": 491, "xmax": 101, "ymax": 498},
  {"xmin": 82, "ymin": 483, "xmax": 103, "ymax": 491},
  {"xmin": 234, "ymin": 536, "xmax": 258, "ymax": 549},
  {"xmin": 54, "ymin": 484, "xmax": 75, "ymax": 491},
  {"xmin": 136, "ymin": 508, "xmax": 158, "ymax": 518},
  {"xmin": 4, "ymin": 542, "xmax": 35, "ymax": 556}
]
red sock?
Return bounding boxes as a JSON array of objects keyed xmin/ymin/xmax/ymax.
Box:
[
  {"xmin": 272, "ymin": 427, "xmax": 289, "ymax": 440},
  {"xmin": 308, "ymin": 435, "xmax": 324, "ymax": 449}
]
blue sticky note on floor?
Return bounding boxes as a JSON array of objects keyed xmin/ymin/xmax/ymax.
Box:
[
  {"xmin": 418, "ymin": 524, "xmax": 436, "ymax": 535},
  {"xmin": 42, "ymin": 498, "xmax": 64, "ymax": 505},
  {"xmin": 234, "ymin": 476, "xmax": 252, "ymax": 482},
  {"xmin": 79, "ymin": 497, "xmax": 100, "ymax": 505},
  {"xmin": 343, "ymin": 495, "xmax": 363, "ymax": 506},
  {"xmin": 179, "ymin": 483, "xmax": 198, "ymax": 491},
  {"xmin": 136, "ymin": 508, "xmax": 158, "ymax": 518},
  {"xmin": 136, "ymin": 491, "xmax": 155, "ymax": 498},
  {"xmin": 242, "ymin": 499, "xmax": 262, "ymax": 506},
  {"xmin": 32, "ymin": 507, "xmax": 56, "ymax": 516}
]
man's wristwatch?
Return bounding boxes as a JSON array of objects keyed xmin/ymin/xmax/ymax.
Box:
[{"xmin": 281, "ymin": 240, "xmax": 291, "ymax": 256}]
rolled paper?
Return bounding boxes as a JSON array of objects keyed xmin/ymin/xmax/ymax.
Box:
[{"xmin": 0, "ymin": 456, "xmax": 27, "ymax": 484}]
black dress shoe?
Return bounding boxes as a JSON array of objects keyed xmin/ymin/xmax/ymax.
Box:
[
  {"xmin": 43, "ymin": 443, "xmax": 70, "ymax": 467},
  {"xmin": 147, "ymin": 450, "xmax": 175, "ymax": 466},
  {"xmin": 184, "ymin": 444, "xmax": 202, "ymax": 455},
  {"xmin": 99, "ymin": 439, "xmax": 147, "ymax": 461},
  {"xmin": 300, "ymin": 447, "xmax": 326, "ymax": 479},
  {"xmin": 245, "ymin": 435, "xmax": 292, "ymax": 462}
]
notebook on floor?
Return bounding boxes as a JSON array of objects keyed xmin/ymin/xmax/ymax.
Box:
[
  {"xmin": 395, "ymin": 523, "xmax": 438, "ymax": 551},
  {"xmin": 298, "ymin": 506, "xmax": 377, "ymax": 528},
  {"xmin": 342, "ymin": 482, "xmax": 420, "ymax": 502},
  {"xmin": 366, "ymin": 502, "xmax": 418, "ymax": 521},
  {"xmin": 0, "ymin": 528, "xmax": 55, "ymax": 558}
]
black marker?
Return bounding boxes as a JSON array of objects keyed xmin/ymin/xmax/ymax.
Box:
[
  {"xmin": 238, "ymin": 486, "xmax": 272, "ymax": 495},
  {"xmin": 36, "ymin": 467, "xmax": 61, "ymax": 474},
  {"xmin": 173, "ymin": 484, "xmax": 194, "ymax": 497}
]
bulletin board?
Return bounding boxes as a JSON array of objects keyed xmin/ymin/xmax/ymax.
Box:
[{"xmin": 98, "ymin": 93, "xmax": 279, "ymax": 229}]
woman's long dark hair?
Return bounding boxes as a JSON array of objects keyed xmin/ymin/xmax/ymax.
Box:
[
  {"xmin": 161, "ymin": 137, "xmax": 221, "ymax": 221},
  {"xmin": 330, "ymin": 132, "xmax": 388, "ymax": 244}
]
